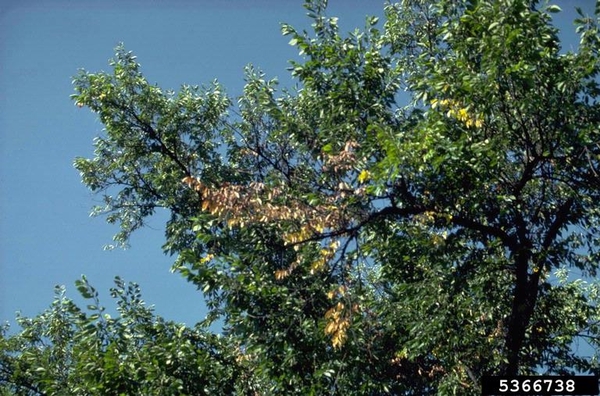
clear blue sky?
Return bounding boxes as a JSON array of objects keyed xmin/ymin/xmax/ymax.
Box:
[{"xmin": 0, "ymin": 0, "xmax": 595, "ymax": 330}]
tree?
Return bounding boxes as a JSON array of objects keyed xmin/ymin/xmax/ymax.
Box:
[
  {"xmin": 3, "ymin": 0, "xmax": 600, "ymax": 394},
  {"xmin": 0, "ymin": 277, "xmax": 256, "ymax": 395}
]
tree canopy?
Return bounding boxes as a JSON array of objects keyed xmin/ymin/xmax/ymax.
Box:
[{"xmin": 3, "ymin": 0, "xmax": 600, "ymax": 394}]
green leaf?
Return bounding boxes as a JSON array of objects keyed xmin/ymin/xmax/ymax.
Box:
[{"xmin": 546, "ymin": 4, "xmax": 561, "ymax": 13}]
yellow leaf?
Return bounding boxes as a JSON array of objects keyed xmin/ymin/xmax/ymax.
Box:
[
  {"xmin": 330, "ymin": 318, "xmax": 349, "ymax": 349},
  {"xmin": 358, "ymin": 169, "xmax": 371, "ymax": 184},
  {"xmin": 274, "ymin": 269, "xmax": 289, "ymax": 280},
  {"xmin": 312, "ymin": 222, "xmax": 325, "ymax": 233},
  {"xmin": 324, "ymin": 321, "xmax": 337, "ymax": 335},
  {"xmin": 332, "ymin": 333, "xmax": 345, "ymax": 349}
]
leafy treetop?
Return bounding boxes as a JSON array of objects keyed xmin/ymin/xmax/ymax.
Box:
[{"xmin": 3, "ymin": 0, "xmax": 599, "ymax": 394}]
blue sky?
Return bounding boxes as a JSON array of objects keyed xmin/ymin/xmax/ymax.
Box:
[{"xmin": 0, "ymin": 0, "xmax": 595, "ymax": 331}]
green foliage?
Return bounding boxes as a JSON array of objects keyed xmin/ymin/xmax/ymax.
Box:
[
  {"xmin": 0, "ymin": 277, "xmax": 251, "ymax": 395},
  {"xmin": 72, "ymin": 45, "xmax": 232, "ymax": 252},
  {"xmin": 3, "ymin": 0, "xmax": 600, "ymax": 394}
]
